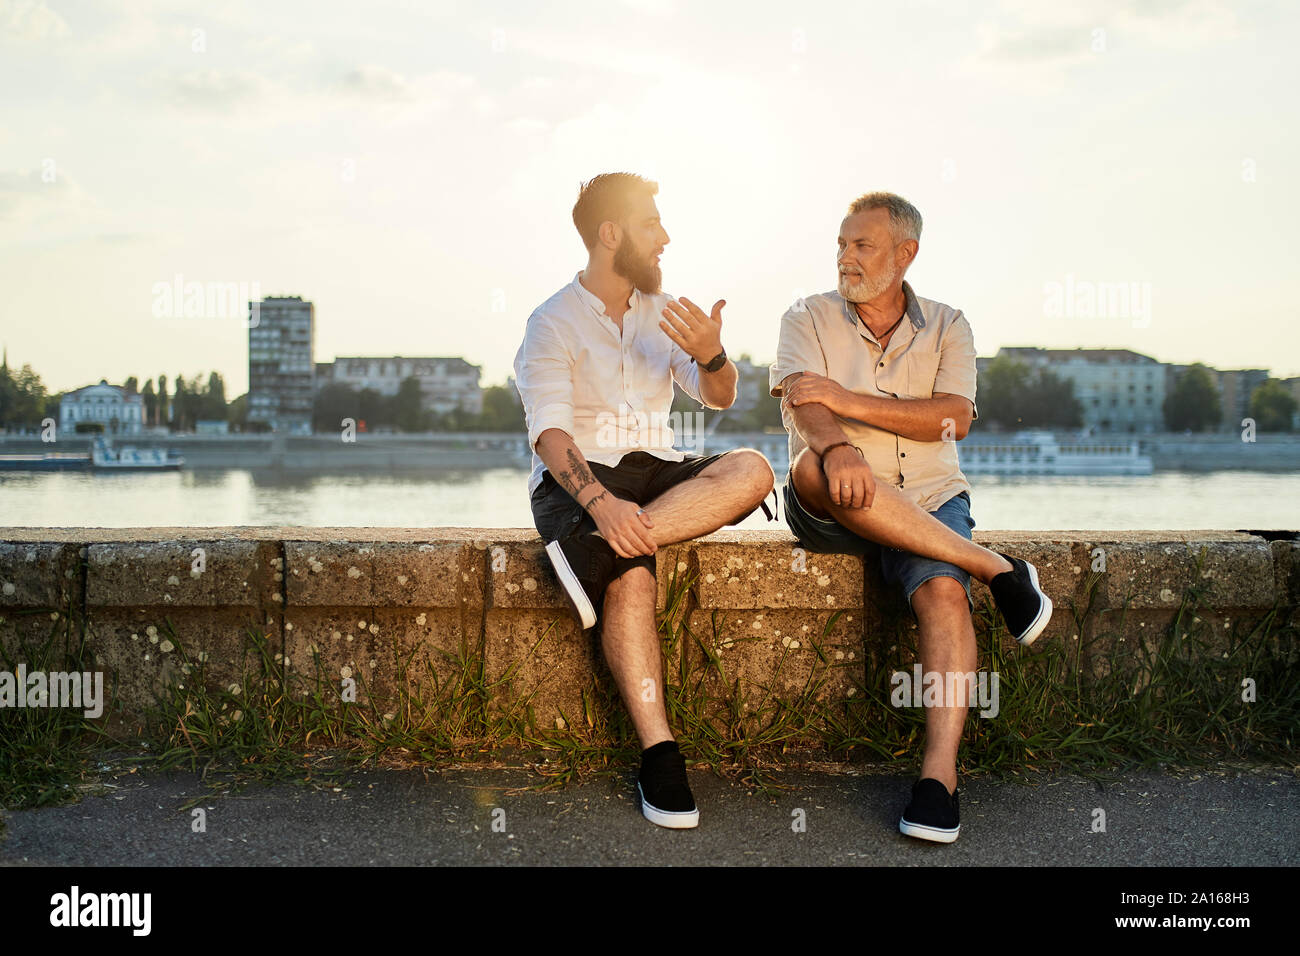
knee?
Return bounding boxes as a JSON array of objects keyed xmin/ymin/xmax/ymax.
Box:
[
  {"xmin": 912, "ymin": 575, "xmax": 969, "ymax": 611},
  {"xmin": 725, "ymin": 448, "xmax": 775, "ymax": 500},
  {"xmin": 791, "ymin": 447, "xmax": 825, "ymax": 497},
  {"xmin": 607, "ymin": 563, "xmax": 656, "ymax": 598}
]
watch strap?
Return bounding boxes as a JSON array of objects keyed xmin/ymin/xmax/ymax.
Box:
[{"xmin": 699, "ymin": 349, "xmax": 727, "ymax": 373}]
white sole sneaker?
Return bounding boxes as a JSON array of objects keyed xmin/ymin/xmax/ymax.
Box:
[
  {"xmin": 899, "ymin": 818, "xmax": 960, "ymax": 843},
  {"xmin": 544, "ymin": 539, "xmax": 596, "ymax": 630},
  {"xmin": 1017, "ymin": 561, "xmax": 1053, "ymax": 647},
  {"xmin": 637, "ymin": 782, "xmax": 700, "ymax": 829}
]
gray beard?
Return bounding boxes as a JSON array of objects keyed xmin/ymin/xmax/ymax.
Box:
[{"xmin": 838, "ymin": 263, "xmax": 898, "ymax": 303}]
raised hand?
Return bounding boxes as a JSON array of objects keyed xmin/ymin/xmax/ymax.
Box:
[{"xmin": 659, "ymin": 296, "xmax": 724, "ymax": 363}]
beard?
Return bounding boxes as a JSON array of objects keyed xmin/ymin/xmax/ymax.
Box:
[
  {"xmin": 613, "ymin": 234, "xmax": 662, "ymax": 294},
  {"xmin": 838, "ymin": 258, "xmax": 899, "ymax": 303}
]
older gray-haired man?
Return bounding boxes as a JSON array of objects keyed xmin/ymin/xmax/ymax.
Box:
[{"xmin": 770, "ymin": 191, "xmax": 1053, "ymax": 843}]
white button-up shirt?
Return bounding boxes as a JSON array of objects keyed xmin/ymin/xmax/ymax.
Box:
[{"xmin": 513, "ymin": 273, "xmax": 708, "ymax": 495}]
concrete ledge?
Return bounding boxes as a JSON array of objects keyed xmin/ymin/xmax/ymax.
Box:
[{"xmin": 1, "ymin": 527, "xmax": 1296, "ymax": 733}]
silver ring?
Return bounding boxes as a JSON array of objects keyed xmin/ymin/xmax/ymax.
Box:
[{"xmin": 636, "ymin": 508, "xmax": 645, "ymax": 515}]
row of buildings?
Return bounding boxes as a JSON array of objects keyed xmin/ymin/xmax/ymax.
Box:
[
  {"xmin": 981, "ymin": 348, "xmax": 1281, "ymax": 434},
  {"xmin": 249, "ymin": 296, "xmax": 484, "ymax": 434},
  {"xmin": 52, "ymin": 296, "xmax": 1298, "ymax": 435}
]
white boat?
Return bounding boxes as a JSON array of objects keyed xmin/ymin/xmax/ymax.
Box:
[
  {"xmin": 959, "ymin": 429, "xmax": 1152, "ymax": 476},
  {"xmin": 92, "ymin": 436, "xmax": 184, "ymax": 471}
]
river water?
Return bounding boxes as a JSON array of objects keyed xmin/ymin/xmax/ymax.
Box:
[{"xmin": 1, "ymin": 468, "xmax": 1296, "ymax": 532}]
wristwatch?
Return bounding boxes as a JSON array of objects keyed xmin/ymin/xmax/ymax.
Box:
[{"xmin": 697, "ymin": 348, "xmax": 728, "ymax": 373}]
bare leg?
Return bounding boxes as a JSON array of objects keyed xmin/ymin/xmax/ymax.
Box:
[
  {"xmin": 641, "ymin": 448, "xmax": 774, "ymax": 546},
  {"xmin": 600, "ymin": 565, "xmax": 672, "ymax": 749},
  {"xmin": 790, "ymin": 447, "xmax": 1011, "ymax": 584},
  {"xmin": 912, "ymin": 577, "xmax": 978, "ymax": 794}
]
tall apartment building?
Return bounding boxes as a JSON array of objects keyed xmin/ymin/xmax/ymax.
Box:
[
  {"xmin": 992, "ymin": 347, "xmax": 1166, "ymax": 433},
  {"xmin": 316, "ymin": 356, "xmax": 482, "ymax": 415},
  {"xmin": 248, "ymin": 296, "xmax": 315, "ymax": 433}
]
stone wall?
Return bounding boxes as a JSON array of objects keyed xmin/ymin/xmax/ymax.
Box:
[{"xmin": 1, "ymin": 528, "xmax": 1296, "ymax": 732}]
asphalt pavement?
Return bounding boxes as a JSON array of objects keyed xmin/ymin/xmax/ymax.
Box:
[{"xmin": 2, "ymin": 761, "xmax": 1294, "ymax": 866}]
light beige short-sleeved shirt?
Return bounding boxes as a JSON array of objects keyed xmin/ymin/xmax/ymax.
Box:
[{"xmin": 768, "ymin": 280, "xmax": 979, "ymax": 514}]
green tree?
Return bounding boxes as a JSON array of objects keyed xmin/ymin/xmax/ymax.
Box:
[
  {"xmin": 157, "ymin": 374, "xmax": 169, "ymax": 428},
  {"xmin": 393, "ymin": 376, "xmax": 427, "ymax": 432},
  {"xmin": 227, "ymin": 392, "xmax": 249, "ymax": 430},
  {"xmin": 0, "ymin": 362, "xmax": 49, "ymax": 430},
  {"xmin": 203, "ymin": 371, "xmax": 227, "ymax": 422},
  {"xmin": 312, "ymin": 383, "xmax": 360, "ymax": 434},
  {"xmin": 1025, "ymin": 367, "xmax": 1083, "ymax": 428},
  {"xmin": 141, "ymin": 379, "xmax": 157, "ymax": 426},
  {"xmin": 1163, "ymin": 364, "xmax": 1222, "ymax": 432},
  {"xmin": 479, "ymin": 385, "xmax": 525, "ymax": 431},
  {"xmin": 357, "ymin": 387, "xmax": 390, "ymax": 430},
  {"xmin": 974, "ymin": 357, "xmax": 1033, "ymax": 430},
  {"xmin": 1249, "ymin": 378, "xmax": 1297, "ymax": 432},
  {"xmin": 172, "ymin": 374, "xmax": 189, "ymax": 431}
]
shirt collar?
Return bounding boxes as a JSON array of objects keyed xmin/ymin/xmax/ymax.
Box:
[
  {"xmin": 571, "ymin": 271, "xmax": 606, "ymax": 318},
  {"xmin": 841, "ymin": 280, "xmax": 926, "ymax": 332}
]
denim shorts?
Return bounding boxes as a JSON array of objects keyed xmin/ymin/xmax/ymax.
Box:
[{"xmin": 782, "ymin": 477, "xmax": 975, "ymax": 614}]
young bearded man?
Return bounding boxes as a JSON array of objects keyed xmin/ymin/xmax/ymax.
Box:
[
  {"xmin": 513, "ymin": 172, "xmax": 776, "ymax": 830},
  {"xmin": 770, "ymin": 192, "xmax": 1053, "ymax": 844}
]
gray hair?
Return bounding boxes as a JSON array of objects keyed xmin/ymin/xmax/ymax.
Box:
[{"xmin": 846, "ymin": 192, "xmax": 922, "ymax": 243}]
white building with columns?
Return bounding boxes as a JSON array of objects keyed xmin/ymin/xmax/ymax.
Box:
[{"xmin": 59, "ymin": 380, "xmax": 145, "ymax": 435}]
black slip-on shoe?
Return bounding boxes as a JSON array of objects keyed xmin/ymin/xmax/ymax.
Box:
[
  {"xmin": 990, "ymin": 552, "xmax": 1053, "ymax": 646},
  {"xmin": 637, "ymin": 740, "xmax": 699, "ymax": 829},
  {"xmin": 899, "ymin": 777, "xmax": 960, "ymax": 843},
  {"xmin": 544, "ymin": 532, "xmax": 616, "ymax": 631}
]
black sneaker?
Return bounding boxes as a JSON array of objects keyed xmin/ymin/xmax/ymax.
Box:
[
  {"xmin": 637, "ymin": 740, "xmax": 699, "ymax": 829},
  {"xmin": 990, "ymin": 552, "xmax": 1053, "ymax": 646},
  {"xmin": 899, "ymin": 777, "xmax": 960, "ymax": 843},
  {"xmin": 544, "ymin": 532, "xmax": 616, "ymax": 630}
]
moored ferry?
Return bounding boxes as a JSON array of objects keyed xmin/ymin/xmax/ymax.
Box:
[
  {"xmin": 91, "ymin": 436, "xmax": 184, "ymax": 471},
  {"xmin": 958, "ymin": 429, "xmax": 1152, "ymax": 476}
]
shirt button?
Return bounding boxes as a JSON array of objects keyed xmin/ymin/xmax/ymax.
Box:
[{"xmin": 900, "ymin": 452, "xmax": 906, "ymax": 458}]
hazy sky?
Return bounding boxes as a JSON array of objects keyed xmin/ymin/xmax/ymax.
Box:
[{"xmin": 3, "ymin": 0, "xmax": 1297, "ymax": 397}]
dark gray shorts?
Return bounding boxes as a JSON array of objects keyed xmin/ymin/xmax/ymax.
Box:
[{"xmin": 530, "ymin": 450, "xmax": 759, "ymax": 577}]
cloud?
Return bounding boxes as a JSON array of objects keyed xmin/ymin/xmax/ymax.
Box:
[
  {"xmin": 166, "ymin": 69, "xmax": 271, "ymax": 111},
  {"xmin": 973, "ymin": 0, "xmax": 1242, "ymax": 66},
  {"xmin": 333, "ymin": 66, "xmax": 482, "ymax": 116},
  {"xmin": 340, "ymin": 65, "xmax": 411, "ymax": 102},
  {"xmin": 0, "ymin": 0, "xmax": 68, "ymax": 41},
  {"xmin": 0, "ymin": 165, "xmax": 85, "ymax": 222}
]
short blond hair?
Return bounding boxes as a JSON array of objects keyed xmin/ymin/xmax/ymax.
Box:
[
  {"xmin": 846, "ymin": 192, "xmax": 922, "ymax": 242},
  {"xmin": 572, "ymin": 172, "xmax": 658, "ymax": 251}
]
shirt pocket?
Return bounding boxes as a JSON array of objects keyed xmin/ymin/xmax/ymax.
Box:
[
  {"xmin": 902, "ymin": 352, "xmax": 941, "ymax": 399},
  {"xmin": 634, "ymin": 334, "xmax": 673, "ymax": 393}
]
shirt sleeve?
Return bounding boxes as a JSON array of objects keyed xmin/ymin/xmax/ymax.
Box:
[
  {"xmin": 932, "ymin": 311, "xmax": 979, "ymax": 421},
  {"xmin": 769, "ymin": 299, "xmax": 827, "ymax": 397},
  {"xmin": 670, "ymin": 339, "xmax": 706, "ymax": 407},
  {"xmin": 513, "ymin": 313, "xmax": 575, "ymax": 449}
]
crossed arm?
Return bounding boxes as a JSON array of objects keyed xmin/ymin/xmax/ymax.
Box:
[
  {"xmin": 779, "ymin": 371, "xmax": 974, "ymax": 509},
  {"xmin": 781, "ymin": 372, "xmax": 974, "ymax": 442}
]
